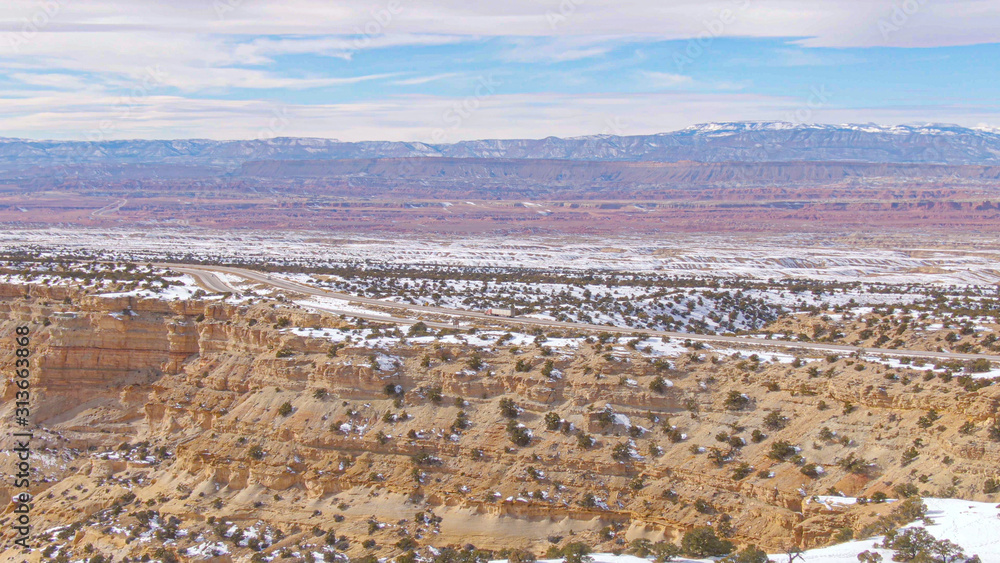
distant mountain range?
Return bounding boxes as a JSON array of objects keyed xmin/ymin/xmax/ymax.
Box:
[
  {"xmin": 3, "ymin": 122, "xmax": 1000, "ymax": 177},
  {"xmin": 4, "ymin": 122, "xmax": 999, "ymax": 233}
]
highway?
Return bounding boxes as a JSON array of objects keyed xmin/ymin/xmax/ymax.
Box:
[
  {"xmin": 172, "ymin": 264, "xmax": 1000, "ymax": 363},
  {"xmin": 173, "ymin": 266, "xmax": 239, "ymax": 294},
  {"xmin": 174, "ymin": 266, "xmax": 464, "ymax": 330}
]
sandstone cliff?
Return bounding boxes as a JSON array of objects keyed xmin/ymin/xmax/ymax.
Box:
[{"xmin": 1, "ymin": 285, "xmax": 998, "ymax": 561}]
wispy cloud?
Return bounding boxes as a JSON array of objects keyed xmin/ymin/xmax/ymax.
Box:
[
  {"xmin": 638, "ymin": 72, "xmax": 749, "ymax": 92},
  {"xmin": 640, "ymin": 71, "xmax": 695, "ymax": 89},
  {"xmin": 1, "ymin": 1, "xmax": 997, "ymax": 47},
  {"xmin": 0, "ymin": 1, "xmax": 998, "ymax": 140},
  {"xmin": 496, "ymin": 37, "xmax": 627, "ymax": 63},
  {"xmin": 729, "ymin": 49, "xmax": 868, "ymax": 68},
  {"xmin": 2, "ymin": 90, "xmax": 997, "ymax": 142},
  {"xmin": 392, "ymin": 73, "xmax": 463, "ymax": 86},
  {"xmin": 236, "ymin": 34, "xmax": 472, "ymax": 62},
  {"xmin": 9, "ymin": 72, "xmax": 92, "ymax": 90},
  {"xmin": 0, "ymin": 31, "xmax": 406, "ymax": 92}
]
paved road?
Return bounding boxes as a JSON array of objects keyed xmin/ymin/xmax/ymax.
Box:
[
  {"xmin": 174, "ymin": 266, "xmax": 463, "ymax": 330},
  {"xmin": 170, "ymin": 263, "xmax": 1000, "ymax": 363},
  {"xmin": 173, "ymin": 267, "xmax": 240, "ymax": 294}
]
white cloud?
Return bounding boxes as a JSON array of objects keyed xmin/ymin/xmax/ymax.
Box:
[
  {"xmin": 9, "ymin": 72, "xmax": 91, "ymax": 89},
  {"xmin": 235, "ymin": 34, "xmax": 471, "ymax": 63},
  {"xmin": 0, "ymin": 1, "xmax": 996, "ymax": 141},
  {"xmin": 498, "ymin": 37, "xmax": 622, "ymax": 63},
  {"xmin": 161, "ymin": 69, "xmax": 401, "ymax": 91},
  {"xmin": 640, "ymin": 71, "xmax": 695, "ymax": 89},
  {"xmin": 1, "ymin": 90, "xmax": 996, "ymax": 142},
  {"xmin": 637, "ymin": 72, "xmax": 748, "ymax": 93},
  {"xmin": 392, "ymin": 73, "xmax": 463, "ymax": 86},
  {"xmin": 0, "ymin": 2, "xmax": 993, "ymax": 98},
  {"xmin": 0, "ymin": 31, "xmax": 405, "ymax": 92},
  {"xmin": 0, "ymin": 0, "xmax": 995, "ymax": 47}
]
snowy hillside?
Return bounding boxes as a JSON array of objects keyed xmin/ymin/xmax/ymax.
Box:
[{"xmin": 506, "ymin": 498, "xmax": 999, "ymax": 563}]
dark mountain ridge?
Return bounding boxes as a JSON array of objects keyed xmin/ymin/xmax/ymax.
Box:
[{"xmin": 2, "ymin": 122, "xmax": 1000, "ymax": 177}]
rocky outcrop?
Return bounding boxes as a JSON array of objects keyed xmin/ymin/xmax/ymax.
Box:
[{"xmin": 2, "ymin": 287, "xmax": 998, "ymax": 562}]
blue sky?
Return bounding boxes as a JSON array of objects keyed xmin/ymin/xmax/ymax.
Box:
[{"xmin": 0, "ymin": 1, "xmax": 998, "ymax": 141}]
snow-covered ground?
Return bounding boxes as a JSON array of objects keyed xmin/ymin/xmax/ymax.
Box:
[
  {"xmin": 3, "ymin": 232, "xmax": 998, "ymax": 362},
  {"xmin": 0, "ymin": 265, "xmax": 209, "ymax": 301},
  {"xmin": 294, "ymin": 296, "xmax": 394, "ymax": 318},
  {"xmin": 790, "ymin": 497, "xmax": 999, "ymax": 562},
  {"xmin": 489, "ymin": 499, "xmax": 998, "ymax": 563},
  {"xmin": 98, "ymin": 274, "xmax": 202, "ymax": 301},
  {"xmin": 3, "ymin": 228, "xmax": 1000, "ymax": 285}
]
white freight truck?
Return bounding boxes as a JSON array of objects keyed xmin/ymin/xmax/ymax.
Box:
[{"xmin": 486, "ymin": 308, "xmax": 515, "ymax": 317}]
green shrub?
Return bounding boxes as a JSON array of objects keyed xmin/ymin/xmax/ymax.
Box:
[
  {"xmin": 499, "ymin": 398, "xmax": 520, "ymax": 418},
  {"xmin": 467, "ymin": 353, "xmax": 484, "ymax": 371},
  {"xmin": 721, "ymin": 545, "xmax": 769, "ymax": 563},
  {"xmin": 731, "ymin": 462, "xmax": 753, "ymax": 480},
  {"xmin": 650, "ymin": 376, "xmax": 669, "ymax": 393},
  {"xmin": 596, "ymin": 408, "xmax": 615, "ymax": 428},
  {"xmin": 681, "ymin": 527, "xmax": 733, "ymax": 558},
  {"xmin": 506, "ymin": 549, "xmax": 536, "ymax": 563},
  {"xmin": 879, "ymin": 527, "xmax": 978, "ymax": 562},
  {"xmin": 988, "ymin": 419, "xmax": 1000, "ymax": 442},
  {"xmin": 507, "ymin": 422, "xmax": 531, "ymax": 447},
  {"xmin": 768, "ymin": 440, "xmax": 797, "ymax": 461},
  {"xmin": 429, "ymin": 386, "xmax": 443, "ymax": 404},
  {"xmin": 561, "ymin": 543, "xmax": 593, "ymax": 563},
  {"xmin": 611, "ymin": 442, "xmax": 632, "ymax": 461},
  {"xmin": 967, "ymin": 358, "xmax": 992, "ymax": 373},
  {"xmin": 545, "ymin": 412, "xmax": 562, "ymax": 431},
  {"xmin": 800, "ymin": 463, "xmax": 822, "ymax": 478},
  {"xmin": 763, "ymin": 410, "xmax": 789, "ymax": 430},
  {"xmin": 724, "ymin": 391, "xmax": 752, "ymax": 411},
  {"xmin": 838, "ymin": 453, "xmax": 873, "ymax": 474},
  {"xmin": 834, "ymin": 527, "xmax": 854, "ymax": 542}
]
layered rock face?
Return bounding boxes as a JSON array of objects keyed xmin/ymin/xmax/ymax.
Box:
[
  {"xmin": 0, "ymin": 285, "xmax": 205, "ymax": 424},
  {"xmin": 1, "ymin": 286, "xmax": 998, "ymax": 561}
]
